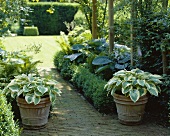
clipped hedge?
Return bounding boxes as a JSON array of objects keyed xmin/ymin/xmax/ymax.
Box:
[
  {"xmin": 53, "ymin": 51, "xmax": 115, "ymax": 113},
  {"xmin": 23, "ymin": 26, "xmax": 39, "ymax": 36},
  {"xmin": 0, "ymin": 93, "xmax": 21, "ymax": 136},
  {"xmin": 27, "ymin": 2, "xmax": 79, "ymax": 35}
]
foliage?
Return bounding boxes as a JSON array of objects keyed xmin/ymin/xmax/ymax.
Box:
[
  {"xmin": 27, "ymin": 2, "xmax": 79, "ymax": 35},
  {"xmin": 53, "ymin": 51, "xmax": 73, "ymax": 79},
  {"xmin": 0, "ymin": 0, "xmax": 32, "ymax": 36},
  {"xmin": 104, "ymin": 68, "xmax": 163, "ymax": 103},
  {"xmin": 0, "ymin": 93, "xmax": 21, "ymax": 136},
  {"xmin": 3, "ymin": 74, "xmax": 62, "ymax": 105},
  {"xmin": 23, "ymin": 26, "xmax": 39, "ymax": 36},
  {"xmin": 53, "ymin": 50, "xmax": 115, "ymax": 112},
  {"xmin": 71, "ymin": 65, "xmax": 115, "ymax": 112},
  {"xmin": 76, "ymin": 0, "xmax": 108, "ymax": 38},
  {"xmin": 68, "ymin": 26, "xmax": 92, "ymax": 45},
  {"xmin": 0, "ymin": 49, "xmax": 41, "ymax": 89}
]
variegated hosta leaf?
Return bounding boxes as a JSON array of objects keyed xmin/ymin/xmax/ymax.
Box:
[
  {"xmin": 9, "ymin": 84, "xmax": 19, "ymax": 92},
  {"xmin": 53, "ymin": 88, "xmax": 62, "ymax": 96},
  {"xmin": 145, "ymin": 82, "xmax": 151, "ymax": 90},
  {"xmin": 138, "ymin": 88, "xmax": 147, "ymax": 96},
  {"xmin": 34, "ymin": 90, "xmax": 43, "ymax": 96},
  {"xmin": 148, "ymin": 87, "xmax": 158, "ymax": 96},
  {"xmin": 37, "ymin": 86, "xmax": 48, "ymax": 95},
  {"xmin": 116, "ymin": 80, "xmax": 122, "ymax": 86},
  {"xmin": 111, "ymin": 87, "xmax": 116, "ymax": 96},
  {"xmin": 17, "ymin": 89, "xmax": 23, "ymax": 97},
  {"xmin": 122, "ymin": 86, "xmax": 132, "ymax": 94},
  {"xmin": 137, "ymin": 79, "xmax": 145, "ymax": 86},
  {"xmin": 122, "ymin": 81, "xmax": 131, "ymax": 89},
  {"xmin": 23, "ymin": 85, "xmax": 29, "ymax": 92},
  {"xmin": 129, "ymin": 89, "xmax": 140, "ymax": 103},
  {"xmin": 25, "ymin": 94, "xmax": 34, "ymax": 104},
  {"xmin": 50, "ymin": 91, "xmax": 56, "ymax": 103},
  {"xmin": 33, "ymin": 96, "xmax": 41, "ymax": 105},
  {"xmin": 156, "ymin": 86, "xmax": 161, "ymax": 93}
]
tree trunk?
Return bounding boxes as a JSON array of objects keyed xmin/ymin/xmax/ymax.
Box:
[
  {"xmin": 109, "ymin": 0, "xmax": 114, "ymax": 53},
  {"xmin": 92, "ymin": 0, "xmax": 97, "ymax": 39},
  {"xmin": 130, "ymin": 0, "xmax": 137, "ymax": 66},
  {"xmin": 162, "ymin": 0, "xmax": 168, "ymax": 74}
]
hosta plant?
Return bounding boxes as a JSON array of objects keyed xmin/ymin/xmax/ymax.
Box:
[
  {"xmin": 3, "ymin": 74, "xmax": 61, "ymax": 105},
  {"xmin": 104, "ymin": 68, "xmax": 163, "ymax": 103}
]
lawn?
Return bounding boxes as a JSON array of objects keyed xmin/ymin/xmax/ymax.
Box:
[{"xmin": 2, "ymin": 36, "xmax": 61, "ymax": 68}]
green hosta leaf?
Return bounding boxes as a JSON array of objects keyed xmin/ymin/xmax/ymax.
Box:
[
  {"xmin": 17, "ymin": 89, "xmax": 23, "ymax": 97},
  {"xmin": 137, "ymin": 80, "xmax": 145, "ymax": 86},
  {"xmin": 33, "ymin": 96, "xmax": 41, "ymax": 105},
  {"xmin": 37, "ymin": 86, "xmax": 48, "ymax": 95},
  {"xmin": 95, "ymin": 65, "xmax": 110, "ymax": 73},
  {"xmin": 23, "ymin": 85, "xmax": 29, "ymax": 93},
  {"xmin": 148, "ymin": 87, "xmax": 158, "ymax": 96},
  {"xmin": 50, "ymin": 91, "xmax": 56, "ymax": 103},
  {"xmin": 92, "ymin": 56, "xmax": 112, "ymax": 65},
  {"xmin": 25, "ymin": 94, "xmax": 34, "ymax": 104},
  {"xmin": 129, "ymin": 89, "xmax": 140, "ymax": 103}
]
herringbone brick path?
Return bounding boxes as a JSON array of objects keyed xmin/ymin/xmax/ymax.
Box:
[{"xmin": 21, "ymin": 68, "xmax": 169, "ymax": 136}]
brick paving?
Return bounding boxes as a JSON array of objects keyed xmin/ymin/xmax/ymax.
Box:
[{"xmin": 21, "ymin": 68, "xmax": 169, "ymax": 136}]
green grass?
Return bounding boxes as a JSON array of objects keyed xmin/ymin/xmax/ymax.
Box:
[{"xmin": 1, "ymin": 36, "xmax": 61, "ymax": 68}]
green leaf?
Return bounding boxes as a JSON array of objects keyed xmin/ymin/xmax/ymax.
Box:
[
  {"xmin": 92, "ymin": 56, "xmax": 112, "ymax": 65},
  {"xmin": 23, "ymin": 85, "xmax": 29, "ymax": 92},
  {"xmin": 138, "ymin": 88, "xmax": 147, "ymax": 96},
  {"xmin": 137, "ymin": 80, "xmax": 145, "ymax": 86},
  {"xmin": 129, "ymin": 89, "xmax": 140, "ymax": 103},
  {"xmin": 9, "ymin": 84, "xmax": 19, "ymax": 92},
  {"xmin": 25, "ymin": 94, "xmax": 34, "ymax": 104},
  {"xmin": 34, "ymin": 90, "xmax": 42, "ymax": 96},
  {"xmin": 116, "ymin": 80, "xmax": 122, "ymax": 86},
  {"xmin": 53, "ymin": 88, "xmax": 62, "ymax": 96},
  {"xmin": 148, "ymin": 87, "xmax": 158, "ymax": 96},
  {"xmin": 122, "ymin": 86, "xmax": 131, "ymax": 94},
  {"xmin": 37, "ymin": 86, "xmax": 48, "ymax": 95},
  {"xmin": 33, "ymin": 96, "xmax": 41, "ymax": 105},
  {"xmin": 122, "ymin": 81, "xmax": 131, "ymax": 88},
  {"xmin": 50, "ymin": 91, "xmax": 56, "ymax": 103},
  {"xmin": 111, "ymin": 87, "xmax": 116, "ymax": 96}
]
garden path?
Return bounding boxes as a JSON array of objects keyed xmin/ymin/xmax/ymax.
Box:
[{"xmin": 21, "ymin": 68, "xmax": 169, "ymax": 136}]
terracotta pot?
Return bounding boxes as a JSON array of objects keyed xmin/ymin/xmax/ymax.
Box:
[
  {"xmin": 113, "ymin": 93, "xmax": 148, "ymax": 125},
  {"xmin": 17, "ymin": 97, "xmax": 51, "ymax": 129}
]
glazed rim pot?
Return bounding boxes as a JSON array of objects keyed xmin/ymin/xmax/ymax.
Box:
[
  {"xmin": 113, "ymin": 93, "xmax": 148, "ymax": 125},
  {"xmin": 17, "ymin": 96, "xmax": 51, "ymax": 129}
]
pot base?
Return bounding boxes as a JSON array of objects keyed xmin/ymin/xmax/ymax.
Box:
[{"xmin": 113, "ymin": 93, "xmax": 148, "ymax": 125}]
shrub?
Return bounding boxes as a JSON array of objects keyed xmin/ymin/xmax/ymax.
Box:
[
  {"xmin": 71, "ymin": 65, "xmax": 115, "ymax": 112},
  {"xmin": 23, "ymin": 26, "xmax": 39, "ymax": 36},
  {"xmin": 27, "ymin": 2, "xmax": 79, "ymax": 35},
  {"xmin": 0, "ymin": 93, "xmax": 21, "ymax": 136}
]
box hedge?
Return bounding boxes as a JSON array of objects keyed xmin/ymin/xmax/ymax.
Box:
[
  {"xmin": 53, "ymin": 51, "xmax": 115, "ymax": 113},
  {"xmin": 27, "ymin": 2, "xmax": 79, "ymax": 35},
  {"xmin": 23, "ymin": 26, "xmax": 39, "ymax": 36},
  {"xmin": 0, "ymin": 93, "xmax": 21, "ymax": 136}
]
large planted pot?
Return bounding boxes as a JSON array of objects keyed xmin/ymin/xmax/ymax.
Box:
[
  {"xmin": 17, "ymin": 96, "xmax": 51, "ymax": 129},
  {"xmin": 113, "ymin": 93, "xmax": 148, "ymax": 125}
]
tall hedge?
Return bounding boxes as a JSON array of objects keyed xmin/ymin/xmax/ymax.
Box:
[{"xmin": 27, "ymin": 2, "xmax": 79, "ymax": 35}]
